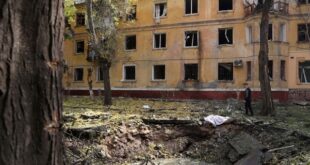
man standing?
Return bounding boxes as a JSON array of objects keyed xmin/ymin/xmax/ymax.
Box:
[{"xmin": 244, "ymin": 83, "xmax": 253, "ymax": 116}]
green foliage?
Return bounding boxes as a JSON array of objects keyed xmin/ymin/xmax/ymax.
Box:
[{"xmin": 64, "ymin": 0, "xmax": 76, "ymax": 25}]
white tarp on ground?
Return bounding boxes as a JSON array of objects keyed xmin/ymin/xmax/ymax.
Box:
[{"xmin": 204, "ymin": 115, "xmax": 231, "ymax": 127}]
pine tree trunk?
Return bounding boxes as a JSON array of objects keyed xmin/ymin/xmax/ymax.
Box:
[
  {"xmin": 102, "ymin": 62, "xmax": 112, "ymax": 105},
  {"xmin": 258, "ymin": 0, "xmax": 275, "ymax": 116},
  {"xmin": 0, "ymin": 0, "xmax": 64, "ymax": 164}
]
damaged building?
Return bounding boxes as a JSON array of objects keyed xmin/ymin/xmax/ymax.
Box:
[{"xmin": 64, "ymin": 0, "xmax": 310, "ymax": 101}]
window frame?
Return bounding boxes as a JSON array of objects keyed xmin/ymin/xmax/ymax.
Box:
[
  {"xmin": 125, "ymin": 35, "xmax": 137, "ymax": 50},
  {"xmin": 298, "ymin": 61, "xmax": 310, "ymax": 84},
  {"xmin": 280, "ymin": 60, "xmax": 286, "ymax": 81},
  {"xmin": 153, "ymin": 33, "xmax": 167, "ymax": 49},
  {"xmin": 75, "ymin": 40, "xmax": 85, "ymax": 54},
  {"xmin": 123, "ymin": 64, "xmax": 136, "ymax": 81},
  {"xmin": 218, "ymin": 0, "xmax": 233, "ymax": 11},
  {"xmin": 297, "ymin": 23, "xmax": 310, "ymax": 42},
  {"xmin": 185, "ymin": 0, "xmax": 198, "ymax": 15},
  {"xmin": 218, "ymin": 63, "xmax": 234, "ymax": 81},
  {"xmin": 218, "ymin": 28, "xmax": 233, "ymax": 45},
  {"xmin": 73, "ymin": 67, "xmax": 84, "ymax": 82},
  {"xmin": 76, "ymin": 13, "xmax": 85, "ymax": 26},
  {"xmin": 154, "ymin": 3, "xmax": 167, "ymax": 18},
  {"xmin": 184, "ymin": 63, "xmax": 199, "ymax": 81},
  {"xmin": 97, "ymin": 66, "xmax": 104, "ymax": 82},
  {"xmin": 246, "ymin": 61, "xmax": 252, "ymax": 81},
  {"xmin": 184, "ymin": 31, "xmax": 199, "ymax": 48},
  {"xmin": 152, "ymin": 64, "xmax": 166, "ymax": 81},
  {"xmin": 126, "ymin": 5, "xmax": 137, "ymax": 21}
]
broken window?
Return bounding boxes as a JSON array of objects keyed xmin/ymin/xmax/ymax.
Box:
[
  {"xmin": 246, "ymin": 61, "xmax": 252, "ymax": 81},
  {"xmin": 154, "ymin": 33, "xmax": 166, "ymax": 49},
  {"xmin": 153, "ymin": 65, "xmax": 165, "ymax": 80},
  {"xmin": 219, "ymin": 0, "xmax": 233, "ymax": 11},
  {"xmin": 184, "ymin": 64, "xmax": 198, "ymax": 80},
  {"xmin": 185, "ymin": 0, "xmax": 198, "ymax": 15},
  {"xmin": 125, "ymin": 35, "xmax": 136, "ymax": 50},
  {"xmin": 97, "ymin": 66, "xmax": 104, "ymax": 81},
  {"xmin": 126, "ymin": 5, "xmax": 136, "ymax": 21},
  {"xmin": 74, "ymin": 68, "xmax": 84, "ymax": 81},
  {"xmin": 299, "ymin": 61, "xmax": 310, "ymax": 83},
  {"xmin": 280, "ymin": 60, "xmax": 286, "ymax": 81},
  {"xmin": 124, "ymin": 65, "xmax": 136, "ymax": 80},
  {"xmin": 279, "ymin": 24, "xmax": 286, "ymax": 42},
  {"xmin": 218, "ymin": 63, "xmax": 233, "ymax": 81},
  {"xmin": 219, "ymin": 28, "xmax": 233, "ymax": 45},
  {"xmin": 298, "ymin": 24, "xmax": 310, "ymax": 42},
  {"xmin": 155, "ymin": 3, "xmax": 167, "ymax": 18},
  {"xmin": 246, "ymin": 26, "xmax": 253, "ymax": 43},
  {"xmin": 268, "ymin": 24, "xmax": 273, "ymax": 41},
  {"xmin": 185, "ymin": 31, "xmax": 198, "ymax": 47},
  {"xmin": 76, "ymin": 40, "xmax": 85, "ymax": 53},
  {"xmin": 76, "ymin": 13, "xmax": 85, "ymax": 26},
  {"xmin": 268, "ymin": 60, "xmax": 273, "ymax": 80},
  {"xmin": 298, "ymin": 0, "xmax": 310, "ymax": 4}
]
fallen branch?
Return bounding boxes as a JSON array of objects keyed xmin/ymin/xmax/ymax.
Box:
[{"xmin": 267, "ymin": 145, "xmax": 294, "ymax": 152}]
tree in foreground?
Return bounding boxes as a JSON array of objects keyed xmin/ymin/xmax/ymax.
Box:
[{"xmin": 0, "ymin": 0, "xmax": 64, "ymax": 164}]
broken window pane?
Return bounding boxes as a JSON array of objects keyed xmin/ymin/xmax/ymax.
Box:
[
  {"xmin": 268, "ymin": 24, "xmax": 273, "ymax": 41},
  {"xmin": 218, "ymin": 63, "xmax": 233, "ymax": 81},
  {"xmin": 126, "ymin": 5, "xmax": 137, "ymax": 21},
  {"xmin": 126, "ymin": 35, "xmax": 136, "ymax": 50},
  {"xmin": 298, "ymin": 24, "xmax": 310, "ymax": 42},
  {"xmin": 153, "ymin": 65, "xmax": 165, "ymax": 80},
  {"xmin": 219, "ymin": 28, "xmax": 233, "ymax": 45},
  {"xmin": 280, "ymin": 60, "xmax": 286, "ymax": 81},
  {"xmin": 185, "ymin": 31, "xmax": 198, "ymax": 47},
  {"xmin": 219, "ymin": 0, "xmax": 233, "ymax": 11},
  {"xmin": 74, "ymin": 68, "xmax": 84, "ymax": 81},
  {"xmin": 247, "ymin": 61, "xmax": 252, "ymax": 81},
  {"xmin": 268, "ymin": 60, "xmax": 273, "ymax": 79},
  {"xmin": 154, "ymin": 33, "xmax": 166, "ymax": 48},
  {"xmin": 155, "ymin": 3, "xmax": 167, "ymax": 18},
  {"xmin": 76, "ymin": 40, "xmax": 85, "ymax": 53},
  {"xmin": 124, "ymin": 66, "xmax": 136, "ymax": 80},
  {"xmin": 299, "ymin": 61, "xmax": 310, "ymax": 83},
  {"xmin": 97, "ymin": 66, "xmax": 104, "ymax": 81},
  {"xmin": 76, "ymin": 13, "xmax": 85, "ymax": 26},
  {"xmin": 185, "ymin": 0, "xmax": 198, "ymax": 14},
  {"xmin": 184, "ymin": 64, "xmax": 198, "ymax": 80}
]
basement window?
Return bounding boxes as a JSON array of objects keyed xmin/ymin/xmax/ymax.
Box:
[
  {"xmin": 76, "ymin": 40, "xmax": 85, "ymax": 54},
  {"xmin": 219, "ymin": 28, "xmax": 233, "ymax": 45},
  {"xmin": 154, "ymin": 33, "xmax": 166, "ymax": 49},
  {"xmin": 76, "ymin": 13, "xmax": 85, "ymax": 26},
  {"xmin": 97, "ymin": 66, "xmax": 104, "ymax": 81},
  {"xmin": 124, "ymin": 65, "xmax": 136, "ymax": 80},
  {"xmin": 125, "ymin": 35, "xmax": 136, "ymax": 50},
  {"xmin": 299, "ymin": 61, "xmax": 310, "ymax": 83},
  {"xmin": 126, "ymin": 5, "xmax": 137, "ymax": 21},
  {"xmin": 298, "ymin": 24, "xmax": 310, "ymax": 42},
  {"xmin": 184, "ymin": 64, "xmax": 198, "ymax": 80},
  {"xmin": 268, "ymin": 60, "xmax": 273, "ymax": 80},
  {"xmin": 219, "ymin": 0, "xmax": 233, "ymax": 11},
  {"xmin": 185, "ymin": 0, "xmax": 198, "ymax": 15},
  {"xmin": 246, "ymin": 61, "xmax": 252, "ymax": 81},
  {"xmin": 185, "ymin": 31, "xmax": 199, "ymax": 47},
  {"xmin": 153, "ymin": 65, "xmax": 165, "ymax": 80},
  {"xmin": 280, "ymin": 60, "xmax": 286, "ymax": 81},
  {"xmin": 155, "ymin": 3, "xmax": 167, "ymax": 18},
  {"xmin": 74, "ymin": 68, "xmax": 84, "ymax": 81},
  {"xmin": 218, "ymin": 63, "xmax": 233, "ymax": 81},
  {"xmin": 268, "ymin": 24, "xmax": 273, "ymax": 41}
]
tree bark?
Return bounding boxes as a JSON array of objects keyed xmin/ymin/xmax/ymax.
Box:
[
  {"xmin": 258, "ymin": 0, "xmax": 275, "ymax": 116},
  {"xmin": 0, "ymin": 0, "xmax": 64, "ymax": 164},
  {"xmin": 102, "ymin": 61, "xmax": 112, "ymax": 105}
]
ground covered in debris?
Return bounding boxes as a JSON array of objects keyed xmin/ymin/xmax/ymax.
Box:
[{"xmin": 63, "ymin": 97, "xmax": 310, "ymax": 165}]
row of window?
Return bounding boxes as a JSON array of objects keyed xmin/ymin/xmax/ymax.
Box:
[{"xmin": 72, "ymin": 61, "xmax": 287, "ymax": 82}]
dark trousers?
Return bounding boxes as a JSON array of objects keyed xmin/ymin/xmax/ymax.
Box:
[{"xmin": 245, "ymin": 100, "xmax": 253, "ymax": 115}]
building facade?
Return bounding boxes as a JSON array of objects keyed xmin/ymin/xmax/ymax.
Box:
[{"xmin": 64, "ymin": 0, "xmax": 310, "ymax": 101}]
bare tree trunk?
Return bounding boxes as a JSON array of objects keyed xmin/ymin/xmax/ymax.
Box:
[
  {"xmin": 259, "ymin": 0, "xmax": 275, "ymax": 116},
  {"xmin": 0, "ymin": 0, "xmax": 64, "ymax": 164},
  {"xmin": 87, "ymin": 68, "xmax": 94, "ymax": 99},
  {"xmin": 102, "ymin": 61, "xmax": 112, "ymax": 105}
]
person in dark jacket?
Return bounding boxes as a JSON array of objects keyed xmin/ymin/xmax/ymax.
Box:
[{"xmin": 244, "ymin": 83, "xmax": 253, "ymax": 116}]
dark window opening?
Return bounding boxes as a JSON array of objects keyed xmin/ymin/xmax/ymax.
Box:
[
  {"xmin": 268, "ymin": 60, "xmax": 273, "ymax": 80},
  {"xmin": 153, "ymin": 65, "xmax": 165, "ymax": 80},
  {"xmin": 124, "ymin": 66, "xmax": 136, "ymax": 80},
  {"xmin": 268, "ymin": 24, "xmax": 273, "ymax": 40},
  {"xmin": 127, "ymin": 5, "xmax": 136, "ymax": 21},
  {"xmin": 97, "ymin": 67, "xmax": 104, "ymax": 81},
  {"xmin": 219, "ymin": 0, "xmax": 233, "ymax": 11},
  {"xmin": 74, "ymin": 68, "xmax": 84, "ymax": 81},
  {"xmin": 246, "ymin": 61, "xmax": 252, "ymax": 81},
  {"xmin": 76, "ymin": 41, "xmax": 85, "ymax": 53},
  {"xmin": 280, "ymin": 60, "xmax": 286, "ymax": 81},
  {"xmin": 298, "ymin": 0, "xmax": 310, "ymax": 4},
  {"xmin": 185, "ymin": 0, "xmax": 198, "ymax": 14},
  {"xmin": 154, "ymin": 33, "xmax": 166, "ymax": 48},
  {"xmin": 184, "ymin": 64, "xmax": 198, "ymax": 80},
  {"xmin": 185, "ymin": 31, "xmax": 198, "ymax": 47},
  {"xmin": 298, "ymin": 24, "xmax": 310, "ymax": 42},
  {"xmin": 155, "ymin": 3, "xmax": 167, "ymax": 18},
  {"xmin": 76, "ymin": 13, "xmax": 85, "ymax": 26},
  {"xmin": 219, "ymin": 28, "xmax": 233, "ymax": 45},
  {"xmin": 218, "ymin": 63, "xmax": 233, "ymax": 81},
  {"xmin": 299, "ymin": 61, "xmax": 310, "ymax": 83},
  {"xmin": 126, "ymin": 35, "xmax": 136, "ymax": 50}
]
